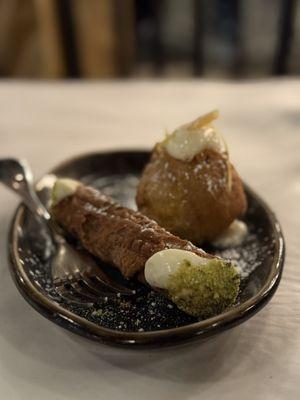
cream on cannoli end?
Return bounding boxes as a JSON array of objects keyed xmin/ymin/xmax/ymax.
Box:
[
  {"xmin": 51, "ymin": 178, "xmax": 80, "ymax": 206},
  {"xmin": 145, "ymin": 249, "xmax": 240, "ymax": 318}
]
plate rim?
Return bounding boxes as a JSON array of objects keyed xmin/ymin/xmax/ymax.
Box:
[{"xmin": 8, "ymin": 150, "xmax": 285, "ymax": 347}]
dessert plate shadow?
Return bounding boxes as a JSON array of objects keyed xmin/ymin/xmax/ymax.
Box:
[{"xmin": 8, "ymin": 151, "xmax": 285, "ymax": 347}]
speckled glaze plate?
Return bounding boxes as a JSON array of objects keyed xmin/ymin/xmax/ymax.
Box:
[{"xmin": 8, "ymin": 151, "xmax": 285, "ymax": 347}]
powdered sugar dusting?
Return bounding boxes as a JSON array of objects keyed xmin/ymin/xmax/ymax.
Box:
[
  {"xmin": 196, "ymin": 157, "xmax": 228, "ymax": 195},
  {"xmin": 214, "ymin": 229, "xmax": 274, "ymax": 281}
]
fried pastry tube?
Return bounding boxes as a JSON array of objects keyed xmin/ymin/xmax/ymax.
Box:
[
  {"xmin": 51, "ymin": 180, "xmax": 210, "ymax": 279},
  {"xmin": 51, "ymin": 179, "xmax": 240, "ymax": 318}
]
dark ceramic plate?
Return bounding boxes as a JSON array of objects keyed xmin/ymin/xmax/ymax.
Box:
[{"xmin": 9, "ymin": 151, "xmax": 285, "ymax": 347}]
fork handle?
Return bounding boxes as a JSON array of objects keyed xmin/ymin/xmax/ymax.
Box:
[{"xmin": 0, "ymin": 158, "xmax": 51, "ymax": 221}]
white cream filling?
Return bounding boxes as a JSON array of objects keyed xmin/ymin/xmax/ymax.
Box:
[
  {"xmin": 144, "ymin": 249, "xmax": 208, "ymax": 289},
  {"xmin": 163, "ymin": 111, "xmax": 227, "ymax": 161},
  {"xmin": 52, "ymin": 178, "xmax": 80, "ymax": 206},
  {"xmin": 212, "ymin": 220, "xmax": 248, "ymax": 248}
]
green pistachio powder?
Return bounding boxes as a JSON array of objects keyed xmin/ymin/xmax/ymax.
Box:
[{"xmin": 167, "ymin": 259, "xmax": 240, "ymax": 318}]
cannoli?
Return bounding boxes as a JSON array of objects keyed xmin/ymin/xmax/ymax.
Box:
[{"xmin": 51, "ymin": 179, "xmax": 240, "ymax": 318}]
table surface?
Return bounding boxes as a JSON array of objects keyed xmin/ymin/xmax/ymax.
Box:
[{"xmin": 0, "ymin": 80, "xmax": 299, "ymax": 400}]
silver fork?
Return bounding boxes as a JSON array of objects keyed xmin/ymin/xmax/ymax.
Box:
[{"xmin": 0, "ymin": 158, "xmax": 135, "ymax": 305}]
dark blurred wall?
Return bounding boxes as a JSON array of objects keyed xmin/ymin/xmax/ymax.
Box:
[{"xmin": 0, "ymin": 0, "xmax": 299, "ymax": 78}]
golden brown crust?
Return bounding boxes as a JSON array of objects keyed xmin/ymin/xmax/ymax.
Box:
[
  {"xmin": 52, "ymin": 185, "xmax": 210, "ymax": 278},
  {"xmin": 136, "ymin": 146, "xmax": 247, "ymax": 243}
]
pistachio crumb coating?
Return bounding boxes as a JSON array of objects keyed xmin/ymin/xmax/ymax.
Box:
[{"xmin": 167, "ymin": 259, "xmax": 240, "ymax": 318}]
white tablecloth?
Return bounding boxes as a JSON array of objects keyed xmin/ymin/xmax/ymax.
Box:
[{"xmin": 0, "ymin": 80, "xmax": 299, "ymax": 400}]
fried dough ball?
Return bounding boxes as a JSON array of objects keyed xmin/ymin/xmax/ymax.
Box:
[{"xmin": 136, "ymin": 111, "xmax": 247, "ymax": 243}]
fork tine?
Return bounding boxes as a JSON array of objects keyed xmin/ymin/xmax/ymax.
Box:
[
  {"xmin": 52, "ymin": 242, "xmax": 136, "ymax": 300},
  {"xmin": 78, "ymin": 274, "xmax": 117, "ymax": 297},
  {"xmin": 54, "ymin": 273, "xmax": 117, "ymax": 304},
  {"xmin": 82, "ymin": 262, "xmax": 135, "ymax": 296},
  {"xmin": 70, "ymin": 272, "xmax": 116, "ymax": 300},
  {"xmin": 73, "ymin": 263, "xmax": 135, "ymax": 296},
  {"xmin": 54, "ymin": 281, "xmax": 94, "ymax": 306},
  {"xmin": 90, "ymin": 275, "xmax": 134, "ymax": 296},
  {"xmin": 69, "ymin": 281, "xmax": 99, "ymax": 301}
]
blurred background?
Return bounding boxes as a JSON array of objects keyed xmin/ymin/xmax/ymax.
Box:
[{"xmin": 0, "ymin": 0, "xmax": 299, "ymax": 79}]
